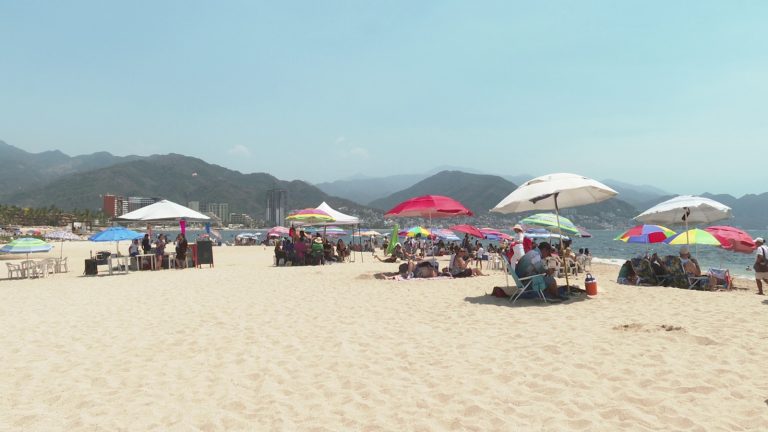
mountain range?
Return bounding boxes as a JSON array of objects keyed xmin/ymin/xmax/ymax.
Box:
[{"xmin": 1, "ymin": 141, "xmax": 766, "ymax": 229}]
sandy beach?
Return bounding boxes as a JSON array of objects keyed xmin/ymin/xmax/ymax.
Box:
[{"xmin": 1, "ymin": 242, "xmax": 767, "ymax": 431}]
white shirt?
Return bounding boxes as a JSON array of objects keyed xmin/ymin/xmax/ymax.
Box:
[
  {"xmin": 476, "ymin": 247, "xmax": 484, "ymax": 259},
  {"xmin": 757, "ymin": 244, "xmax": 768, "ymax": 261}
]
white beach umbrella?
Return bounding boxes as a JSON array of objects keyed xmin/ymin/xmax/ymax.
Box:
[
  {"xmin": 492, "ymin": 173, "xmax": 618, "ymax": 214},
  {"xmin": 635, "ymin": 195, "xmax": 732, "ymax": 253},
  {"xmin": 635, "ymin": 195, "xmax": 732, "ymax": 225},
  {"xmin": 491, "ymin": 173, "xmax": 618, "ymax": 291}
]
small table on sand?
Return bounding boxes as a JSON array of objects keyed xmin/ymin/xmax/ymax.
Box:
[
  {"xmin": 107, "ymin": 256, "xmax": 129, "ymax": 275},
  {"xmin": 136, "ymin": 254, "xmax": 157, "ymax": 271}
]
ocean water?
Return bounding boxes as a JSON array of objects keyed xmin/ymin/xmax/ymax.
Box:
[{"xmin": 154, "ymin": 228, "xmax": 767, "ymax": 279}]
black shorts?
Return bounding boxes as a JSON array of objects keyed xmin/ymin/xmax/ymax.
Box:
[{"xmin": 452, "ymin": 269, "xmax": 473, "ymax": 278}]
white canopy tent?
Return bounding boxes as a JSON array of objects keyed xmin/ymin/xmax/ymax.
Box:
[
  {"xmin": 313, "ymin": 202, "xmax": 360, "ymax": 226},
  {"xmin": 117, "ymin": 199, "xmax": 211, "ymax": 222},
  {"xmin": 312, "ymin": 202, "xmax": 364, "ymax": 262}
]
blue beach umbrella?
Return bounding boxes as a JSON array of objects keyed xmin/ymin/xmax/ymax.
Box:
[
  {"xmin": 0, "ymin": 237, "xmax": 54, "ymax": 260},
  {"xmin": 89, "ymin": 227, "xmax": 144, "ymax": 253}
]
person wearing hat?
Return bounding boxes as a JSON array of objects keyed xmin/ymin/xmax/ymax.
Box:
[
  {"xmin": 679, "ymin": 245, "xmax": 702, "ymax": 277},
  {"xmin": 511, "ymin": 224, "xmax": 526, "ymax": 266},
  {"xmin": 753, "ymin": 237, "xmax": 768, "ymax": 295}
]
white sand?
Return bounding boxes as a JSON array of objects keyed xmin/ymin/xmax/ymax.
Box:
[{"xmin": 1, "ymin": 242, "xmax": 767, "ymax": 431}]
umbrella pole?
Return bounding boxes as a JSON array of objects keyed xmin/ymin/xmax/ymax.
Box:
[{"xmin": 554, "ymin": 194, "xmax": 570, "ymax": 294}]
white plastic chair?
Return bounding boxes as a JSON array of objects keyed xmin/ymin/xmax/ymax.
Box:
[
  {"xmin": 6, "ymin": 263, "xmax": 23, "ymax": 279},
  {"xmin": 57, "ymin": 257, "xmax": 69, "ymax": 273}
]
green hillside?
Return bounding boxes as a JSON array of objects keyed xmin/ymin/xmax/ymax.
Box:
[
  {"xmin": 4, "ymin": 154, "xmax": 378, "ymax": 222},
  {"xmin": 369, "ymin": 171, "xmax": 517, "ymax": 214}
]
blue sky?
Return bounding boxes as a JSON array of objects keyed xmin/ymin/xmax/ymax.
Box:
[{"xmin": 1, "ymin": 1, "xmax": 766, "ymax": 195}]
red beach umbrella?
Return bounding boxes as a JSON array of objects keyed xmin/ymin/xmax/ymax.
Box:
[
  {"xmin": 704, "ymin": 226, "xmax": 756, "ymax": 254},
  {"xmin": 450, "ymin": 224, "xmax": 485, "ymax": 238},
  {"xmin": 385, "ymin": 195, "xmax": 474, "ymax": 219}
]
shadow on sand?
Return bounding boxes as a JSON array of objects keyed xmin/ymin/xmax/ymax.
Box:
[{"xmin": 464, "ymin": 289, "xmax": 589, "ymax": 308}]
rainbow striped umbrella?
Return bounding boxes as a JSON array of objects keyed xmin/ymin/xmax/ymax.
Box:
[
  {"xmin": 664, "ymin": 228, "xmax": 723, "ymax": 246},
  {"xmin": 616, "ymin": 224, "xmax": 676, "ymax": 244},
  {"xmin": 399, "ymin": 226, "xmax": 431, "ymax": 238}
]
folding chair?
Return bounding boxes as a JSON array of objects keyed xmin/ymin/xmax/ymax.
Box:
[
  {"xmin": 501, "ymin": 256, "xmax": 547, "ymax": 304},
  {"xmin": 629, "ymin": 258, "xmax": 658, "ymax": 286},
  {"xmin": 707, "ymin": 268, "xmax": 731, "ymax": 290}
]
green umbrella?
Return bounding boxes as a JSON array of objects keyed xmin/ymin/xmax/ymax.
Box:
[
  {"xmin": 520, "ymin": 213, "xmax": 579, "ymax": 235},
  {"xmin": 0, "ymin": 237, "xmax": 54, "ymax": 260},
  {"xmin": 386, "ymin": 224, "xmax": 400, "ymax": 255}
]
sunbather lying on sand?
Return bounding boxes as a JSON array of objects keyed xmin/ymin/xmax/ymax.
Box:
[
  {"xmin": 373, "ymin": 243, "xmax": 414, "ymax": 263},
  {"xmin": 374, "ymin": 259, "xmax": 450, "ymax": 280}
]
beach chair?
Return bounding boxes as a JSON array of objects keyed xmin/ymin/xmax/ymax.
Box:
[
  {"xmin": 662, "ymin": 255, "xmax": 709, "ymax": 289},
  {"xmin": 56, "ymin": 257, "xmax": 68, "ymax": 273},
  {"xmin": 629, "ymin": 258, "xmax": 658, "ymax": 286},
  {"xmin": 502, "ymin": 256, "xmax": 547, "ymax": 304},
  {"xmin": 707, "ymin": 268, "xmax": 731, "ymax": 290},
  {"xmin": 6, "ymin": 263, "xmax": 23, "ymax": 279},
  {"xmin": 43, "ymin": 258, "xmax": 57, "ymax": 276}
]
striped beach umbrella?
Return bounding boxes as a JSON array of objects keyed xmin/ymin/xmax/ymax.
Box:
[
  {"xmin": 0, "ymin": 237, "xmax": 54, "ymax": 259},
  {"xmin": 286, "ymin": 208, "xmax": 335, "ymax": 225},
  {"xmin": 616, "ymin": 224, "xmax": 676, "ymax": 244},
  {"xmin": 520, "ymin": 213, "xmax": 579, "ymax": 235}
]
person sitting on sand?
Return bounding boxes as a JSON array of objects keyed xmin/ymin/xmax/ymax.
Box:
[
  {"xmin": 449, "ymin": 246, "xmax": 483, "ymax": 277},
  {"xmin": 336, "ymin": 239, "xmax": 348, "ymax": 262},
  {"xmin": 274, "ymin": 239, "xmax": 286, "ymax": 266},
  {"xmin": 516, "ymin": 242, "xmax": 559, "ymax": 299}
]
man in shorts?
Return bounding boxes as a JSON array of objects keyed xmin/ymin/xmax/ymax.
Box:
[
  {"xmin": 516, "ymin": 242, "xmax": 559, "ymax": 298},
  {"xmin": 754, "ymin": 237, "xmax": 768, "ymax": 295}
]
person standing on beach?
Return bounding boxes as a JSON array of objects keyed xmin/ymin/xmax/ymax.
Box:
[
  {"xmin": 154, "ymin": 234, "xmax": 166, "ymax": 270},
  {"xmin": 511, "ymin": 224, "xmax": 525, "ymax": 267},
  {"xmin": 175, "ymin": 234, "xmax": 188, "ymax": 268},
  {"xmin": 753, "ymin": 237, "xmax": 768, "ymax": 295},
  {"xmin": 141, "ymin": 234, "xmax": 151, "ymax": 255}
]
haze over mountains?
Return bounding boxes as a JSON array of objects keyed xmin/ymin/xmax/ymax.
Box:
[{"xmin": 1, "ymin": 141, "xmax": 766, "ymax": 228}]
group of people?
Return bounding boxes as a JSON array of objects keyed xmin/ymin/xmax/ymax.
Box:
[
  {"xmin": 374, "ymin": 244, "xmax": 486, "ymax": 279},
  {"xmin": 273, "ymin": 229, "xmax": 350, "ymax": 266},
  {"xmin": 128, "ymin": 233, "xmax": 189, "ymax": 269}
]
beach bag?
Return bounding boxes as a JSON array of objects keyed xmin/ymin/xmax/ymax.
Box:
[
  {"xmin": 491, "ymin": 286, "xmax": 509, "ymax": 298},
  {"xmin": 756, "ymin": 247, "xmax": 768, "ymax": 272}
]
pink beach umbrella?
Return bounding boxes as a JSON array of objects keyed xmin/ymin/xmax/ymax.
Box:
[{"xmin": 704, "ymin": 226, "xmax": 756, "ymax": 253}]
